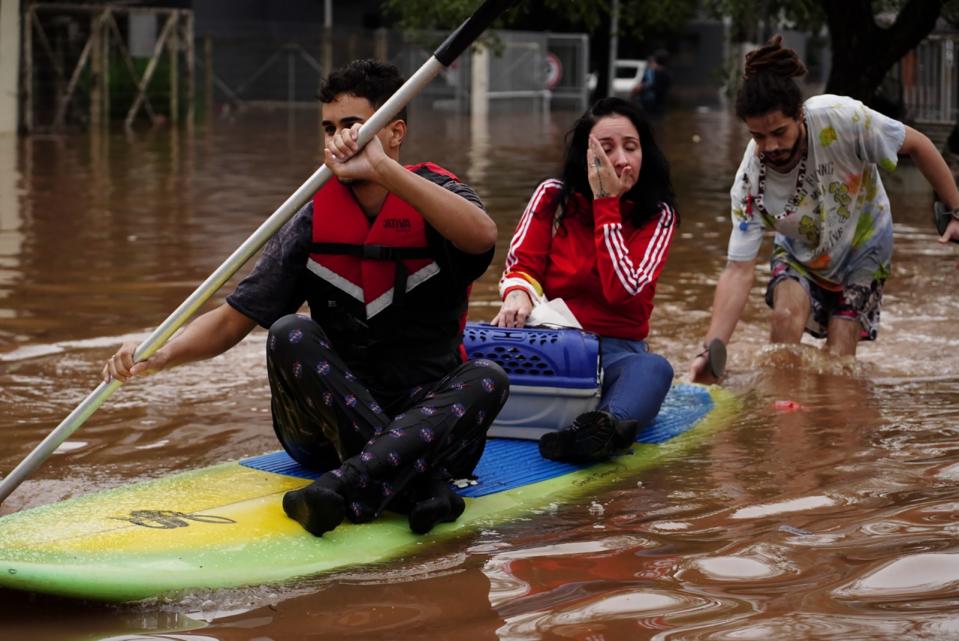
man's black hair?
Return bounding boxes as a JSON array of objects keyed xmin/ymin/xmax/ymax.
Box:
[
  {"xmin": 318, "ymin": 59, "xmax": 408, "ymax": 124},
  {"xmin": 735, "ymin": 35, "xmax": 806, "ymax": 120}
]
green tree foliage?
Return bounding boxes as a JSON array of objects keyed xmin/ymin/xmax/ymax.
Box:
[
  {"xmin": 384, "ymin": 0, "xmax": 959, "ymax": 106},
  {"xmin": 382, "ymin": 0, "xmax": 596, "ymax": 32},
  {"xmin": 820, "ymin": 0, "xmax": 948, "ymax": 103},
  {"xmin": 703, "ymin": 0, "xmax": 824, "ymax": 40},
  {"xmin": 706, "ymin": 0, "xmax": 959, "ymax": 104},
  {"xmin": 383, "ymin": 0, "xmax": 700, "ymax": 98},
  {"xmin": 382, "ymin": 0, "xmax": 698, "ymax": 40}
]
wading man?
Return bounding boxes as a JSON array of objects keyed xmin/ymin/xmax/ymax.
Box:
[{"xmin": 689, "ymin": 36, "xmax": 959, "ymax": 382}]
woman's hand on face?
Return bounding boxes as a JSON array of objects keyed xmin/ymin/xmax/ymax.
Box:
[
  {"xmin": 586, "ymin": 135, "xmax": 633, "ymax": 200},
  {"xmin": 491, "ymin": 290, "xmax": 533, "ymax": 328}
]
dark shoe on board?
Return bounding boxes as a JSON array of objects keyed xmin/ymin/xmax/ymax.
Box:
[
  {"xmin": 282, "ymin": 473, "xmax": 346, "ymax": 537},
  {"xmin": 538, "ymin": 410, "xmax": 638, "ymax": 464},
  {"xmin": 408, "ymin": 477, "xmax": 466, "ymax": 535}
]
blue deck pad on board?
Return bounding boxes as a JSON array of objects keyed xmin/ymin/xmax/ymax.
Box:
[{"xmin": 240, "ymin": 384, "xmax": 714, "ymax": 499}]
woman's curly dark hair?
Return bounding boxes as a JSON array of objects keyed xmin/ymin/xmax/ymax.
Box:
[
  {"xmin": 735, "ymin": 34, "xmax": 807, "ymax": 120},
  {"xmin": 557, "ymin": 97, "xmax": 675, "ymax": 227}
]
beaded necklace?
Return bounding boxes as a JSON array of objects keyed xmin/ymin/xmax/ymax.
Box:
[{"xmin": 756, "ymin": 123, "xmax": 809, "ymax": 220}]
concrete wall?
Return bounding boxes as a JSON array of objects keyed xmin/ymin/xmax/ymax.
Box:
[
  {"xmin": 193, "ymin": 0, "xmax": 384, "ymax": 37},
  {"xmin": 0, "ymin": 0, "xmax": 20, "ymax": 133},
  {"xmin": 669, "ymin": 19, "xmax": 728, "ymax": 107}
]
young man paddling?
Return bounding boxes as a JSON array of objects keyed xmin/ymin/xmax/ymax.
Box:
[
  {"xmin": 103, "ymin": 60, "xmax": 508, "ymax": 536},
  {"xmin": 689, "ymin": 36, "xmax": 959, "ymax": 382}
]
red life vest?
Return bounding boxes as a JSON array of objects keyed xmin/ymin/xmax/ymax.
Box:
[{"xmin": 307, "ymin": 163, "xmax": 458, "ymax": 319}]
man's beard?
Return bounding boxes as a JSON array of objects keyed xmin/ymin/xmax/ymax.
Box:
[{"xmin": 765, "ymin": 128, "xmax": 804, "ymax": 170}]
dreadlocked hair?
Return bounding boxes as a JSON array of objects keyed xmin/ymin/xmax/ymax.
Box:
[{"xmin": 735, "ymin": 34, "xmax": 807, "ymax": 120}]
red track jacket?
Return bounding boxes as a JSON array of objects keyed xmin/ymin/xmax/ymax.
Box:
[{"xmin": 499, "ymin": 179, "xmax": 676, "ymax": 341}]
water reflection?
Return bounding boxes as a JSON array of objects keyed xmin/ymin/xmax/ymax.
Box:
[
  {"xmin": 484, "ymin": 539, "xmax": 742, "ymax": 641},
  {"xmin": 693, "ymin": 555, "xmax": 784, "ymax": 580},
  {"xmin": 0, "ymin": 588, "xmax": 206, "ymax": 641},
  {"xmin": 0, "ymin": 133, "xmax": 24, "ymax": 344},
  {"xmin": 836, "ymin": 552, "xmax": 959, "ymax": 597}
]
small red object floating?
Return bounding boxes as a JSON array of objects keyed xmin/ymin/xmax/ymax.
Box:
[{"xmin": 772, "ymin": 400, "xmax": 804, "ymax": 412}]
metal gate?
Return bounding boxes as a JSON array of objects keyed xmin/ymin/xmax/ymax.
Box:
[
  {"xmin": 902, "ymin": 34, "xmax": 956, "ymax": 124},
  {"xmin": 547, "ymin": 33, "xmax": 589, "ymax": 112}
]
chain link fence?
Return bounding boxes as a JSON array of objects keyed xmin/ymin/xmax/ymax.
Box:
[{"xmin": 22, "ymin": 7, "xmax": 590, "ymax": 131}]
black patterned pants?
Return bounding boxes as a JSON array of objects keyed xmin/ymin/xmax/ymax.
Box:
[{"xmin": 266, "ymin": 314, "xmax": 509, "ymax": 521}]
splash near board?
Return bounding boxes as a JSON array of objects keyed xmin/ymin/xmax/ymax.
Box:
[{"xmin": 0, "ymin": 326, "xmax": 736, "ymax": 602}]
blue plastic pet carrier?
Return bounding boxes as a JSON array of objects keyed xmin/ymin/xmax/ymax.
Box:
[{"xmin": 462, "ymin": 323, "xmax": 601, "ymax": 439}]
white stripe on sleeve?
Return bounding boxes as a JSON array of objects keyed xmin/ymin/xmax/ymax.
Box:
[
  {"xmin": 504, "ymin": 179, "xmax": 563, "ymax": 273},
  {"xmin": 601, "ymin": 205, "xmax": 675, "ymax": 296}
]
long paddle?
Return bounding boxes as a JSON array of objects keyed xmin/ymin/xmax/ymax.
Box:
[{"xmin": 0, "ymin": 0, "xmax": 520, "ymax": 505}]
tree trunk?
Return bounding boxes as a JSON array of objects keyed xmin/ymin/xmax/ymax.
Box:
[{"xmin": 823, "ymin": 0, "xmax": 943, "ymax": 104}]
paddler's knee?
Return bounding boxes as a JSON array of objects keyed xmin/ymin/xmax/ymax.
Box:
[
  {"xmin": 267, "ymin": 314, "xmax": 332, "ymax": 359},
  {"xmin": 463, "ymin": 358, "xmax": 510, "ymax": 402}
]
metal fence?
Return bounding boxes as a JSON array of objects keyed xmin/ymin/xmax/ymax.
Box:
[
  {"xmin": 901, "ymin": 34, "xmax": 957, "ymax": 124},
  {"xmin": 21, "ymin": 9, "xmax": 590, "ymax": 131},
  {"xmin": 547, "ymin": 33, "xmax": 590, "ymax": 112},
  {"xmin": 487, "ymin": 31, "xmax": 551, "ymax": 111},
  {"xmin": 23, "ymin": 3, "xmax": 195, "ymax": 132},
  {"xmin": 204, "ymin": 27, "xmax": 589, "ymax": 114}
]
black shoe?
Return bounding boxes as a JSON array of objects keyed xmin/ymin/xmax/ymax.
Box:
[
  {"xmin": 282, "ymin": 473, "xmax": 346, "ymax": 537},
  {"xmin": 538, "ymin": 411, "xmax": 639, "ymax": 463},
  {"xmin": 408, "ymin": 477, "xmax": 466, "ymax": 535}
]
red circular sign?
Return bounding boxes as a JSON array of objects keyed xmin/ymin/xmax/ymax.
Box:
[{"xmin": 545, "ymin": 52, "xmax": 563, "ymax": 90}]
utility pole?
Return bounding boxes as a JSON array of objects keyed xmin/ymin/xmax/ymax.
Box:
[
  {"xmin": 322, "ymin": 0, "xmax": 332, "ymax": 76},
  {"xmin": 606, "ymin": 0, "xmax": 619, "ymax": 97}
]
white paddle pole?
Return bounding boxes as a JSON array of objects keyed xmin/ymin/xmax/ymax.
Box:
[{"xmin": 0, "ymin": 0, "xmax": 520, "ymax": 504}]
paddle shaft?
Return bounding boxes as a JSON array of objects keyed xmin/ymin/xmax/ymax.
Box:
[{"xmin": 0, "ymin": 0, "xmax": 519, "ymax": 504}]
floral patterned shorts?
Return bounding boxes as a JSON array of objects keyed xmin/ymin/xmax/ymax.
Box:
[{"xmin": 764, "ymin": 261, "xmax": 885, "ymax": 341}]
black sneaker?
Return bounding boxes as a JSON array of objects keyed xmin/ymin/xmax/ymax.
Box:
[
  {"xmin": 282, "ymin": 473, "xmax": 346, "ymax": 537},
  {"xmin": 408, "ymin": 476, "xmax": 466, "ymax": 535},
  {"xmin": 538, "ymin": 411, "xmax": 639, "ymax": 463}
]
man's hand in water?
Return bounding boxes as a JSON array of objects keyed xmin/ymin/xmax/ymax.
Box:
[
  {"xmin": 687, "ymin": 350, "xmax": 717, "ymax": 385},
  {"xmin": 939, "ymin": 216, "xmax": 959, "ymax": 269},
  {"xmin": 687, "ymin": 339, "xmax": 726, "ymax": 384}
]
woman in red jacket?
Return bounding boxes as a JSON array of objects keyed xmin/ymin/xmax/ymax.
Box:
[{"xmin": 492, "ymin": 97, "xmax": 677, "ymax": 462}]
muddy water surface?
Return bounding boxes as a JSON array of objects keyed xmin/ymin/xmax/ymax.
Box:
[{"xmin": 1, "ymin": 105, "xmax": 958, "ymax": 640}]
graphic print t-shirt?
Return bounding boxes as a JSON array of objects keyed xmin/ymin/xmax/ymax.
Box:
[{"xmin": 726, "ymin": 94, "xmax": 906, "ymax": 288}]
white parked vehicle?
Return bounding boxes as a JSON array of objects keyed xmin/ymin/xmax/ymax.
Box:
[{"xmin": 611, "ymin": 59, "xmax": 647, "ymax": 98}]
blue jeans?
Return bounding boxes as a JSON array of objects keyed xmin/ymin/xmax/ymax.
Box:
[{"xmin": 598, "ymin": 337, "xmax": 673, "ymax": 427}]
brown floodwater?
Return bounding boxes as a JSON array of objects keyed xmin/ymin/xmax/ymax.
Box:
[{"xmin": 1, "ymin": 103, "xmax": 958, "ymax": 640}]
